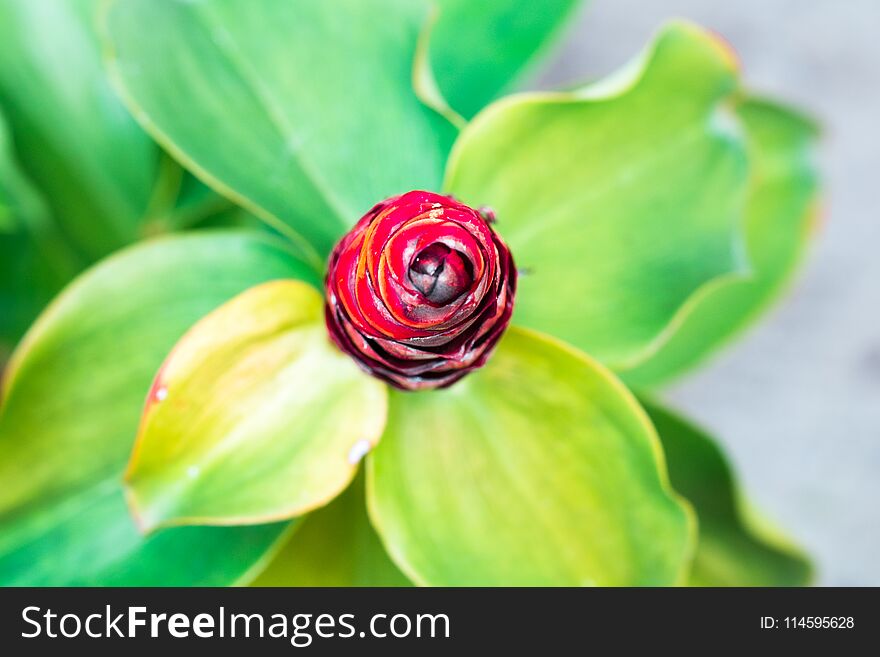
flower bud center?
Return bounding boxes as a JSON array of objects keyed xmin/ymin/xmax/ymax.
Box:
[{"xmin": 409, "ymin": 242, "xmax": 473, "ymax": 305}]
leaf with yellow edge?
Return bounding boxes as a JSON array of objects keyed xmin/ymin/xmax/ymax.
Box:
[
  {"xmin": 368, "ymin": 327, "xmax": 694, "ymax": 586},
  {"xmin": 126, "ymin": 280, "xmax": 388, "ymax": 531},
  {"xmin": 0, "ymin": 232, "xmax": 313, "ymax": 585}
]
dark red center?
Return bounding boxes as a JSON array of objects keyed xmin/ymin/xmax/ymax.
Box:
[{"xmin": 408, "ymin": 242, "xmax": 474, "ymax": 305}]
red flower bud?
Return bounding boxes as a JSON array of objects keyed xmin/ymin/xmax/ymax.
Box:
[{"xmin": 325, "ymin": 190, "xmax": 517, "ymax": 390}]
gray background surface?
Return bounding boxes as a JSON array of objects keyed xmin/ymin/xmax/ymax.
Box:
[{"xmin": 536, "ymin": 0, "xmax": 879, "ymax": 585}]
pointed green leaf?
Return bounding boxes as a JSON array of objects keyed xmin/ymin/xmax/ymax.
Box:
[
  {"xmin": 368, "ymin": 327, "xmax": 693, "ymax": 586},
  {"xmin": 0, "ymin": 112, "xmax": 72, "ymax": 358},
  {"xmin": 622, "ymin": 99, "xmax": 820, "ymax": 387},
  {"xmin": 127, "ymin": 279, "xmax": 387, "ymax": 530},
  {"xmin": 0, "ymin": 232, "xmax": 317, "ymax": 585},
  {"xmin": 251, "ymin": 474, "xmax": 411, "ymax": 587},
  {"xmin": 0, "ymin": 225, "xmax": 61, "ymax": 363},
  {"xmin": 0, "ymin": 112, "xmax": 43, "ymax": 235},
  {"xmin": 431, "ymin": 0, "xmax": 582, "ymax": 119},
  {"xmin": 0, "ymin": 122, "xmax": 34, "ymax": 235},
  {"xmin": 644, "ymin": 400, "xmax": 812, "ymax": 586},
  {"xmin": 103, "ymin": 0, "xmax": 457, "ymax": 260},
  {"xmin": 445, "ymin": 22, "xmax": 749, "ymax": 368},
  {"xmin": 0, "ymin": 0, "xmax": 159, "ymax": 260},
  {"xmin": 411, "ymin": 14, "xmax": 466, "ymax": 131}
]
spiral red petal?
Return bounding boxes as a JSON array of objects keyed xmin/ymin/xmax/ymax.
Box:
[{"xmin": 324, "ymin": 190, "xmax": 517, "ymax": 391}]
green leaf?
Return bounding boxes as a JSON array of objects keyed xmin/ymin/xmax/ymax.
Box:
[
  {"xmin": 368, "ymin": 327, "xmax": 693, "ymax": 586},
  {"xmin": 0, "ymin": 232, "xmax": 318, "ymax": 585},
  {"xmin": 445, "ymin": 21, "xmax": 749, "ymax": 368},
  {"xmin": 138, "ymin": 163, "xmax": 269, "ymax": 235},
  {"xmin": 0, "ymin": 482, "xmax": 294, "ymax": 586},
  {"xmin": 621, "ymin": 99, "xmax": 820, "ymax": 387},
  {"xmin": 0, "ymin": 112, "xmax": 77, "ymax": 360},
  {"xmin": 251, "ymin": 474, "xmax": 411, "ymax": 587},
  {"xmin": 0, "ymin": 109, "xmax": 45, "ymax": 233},
  {"xmin": 0, "ymin": 232, "xmax": 56, "ymax": 362},
  {"xmin": 431, "ymin": 0, "xmax": 583, "ymax": 118},
  {"xmin": 643, "ymin": 400, "xmax": 812, "ymax": 586},
  {"xmin": 103, "ymin": 0, "xmax": 457, "ymax": 261},
  {"xmin": 411, "ymin": 13, "xmax": 466, "ymax": 132},
  {"xmin": 126, "ymin": 280, "xmax": 387, "ymax": 530},
  {"xmin": 161, "ymin": 171, "xmax": 250, "ymax": 232},
  {"xmin": 0, "ymin": 0, "xmax": 160, "ymax": 261}
]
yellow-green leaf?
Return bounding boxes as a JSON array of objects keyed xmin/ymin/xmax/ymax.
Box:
[
  {"xmin": 368, "ymin": 327, "xmax": 693, "ymax": 586},
  {"xmin": 127, "ymin": 280, "xmax": 388, "ymax": 530},
  {"xmin": 445, "ymin": 21, "xmax": 749, "ymax": 368},
  {"xmin": 0, "ymin": 232, "xmax": 315, "ymax": 585}
]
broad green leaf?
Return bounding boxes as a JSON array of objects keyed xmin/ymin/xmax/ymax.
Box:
[
  {"xmin": 432, "ymin": 0, "xmax": 582, "ymax": 118},
  {"xmin": 0, "ymin": 232, "xmax": 318, "ymax": 585},
  {"xmin": 622, "ymin": 99, "xmax": 820, "ymax": 387},
  {"xmin": 445, "ymin": 22, "xmax": 749, "ymax": 368},
  {"xmin": 0, "ymin": 0, "xmax": 159, "ymax": 261},
  {"xmin": 0, "ymin": 481, "xmax": 294, "ymax": 586},
  {"xmin": 103, "ymin": 0, "xmax": 458, "ymax": 261},
  {"xmin": 126, "ymin": 280, "xmax": 387, "ymax": 530},
  {"xmin": 644, "ymin": 400, "xmax": 812, "ymax": 586},
  {"xmin": 368, "ymin": 327, "xmax": 693, "ymax": 586},
  {"xmin": 251, "ymin": 474, "xmax": 411, "ymax": 587}
]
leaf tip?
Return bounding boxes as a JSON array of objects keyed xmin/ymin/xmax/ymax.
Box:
[
  {"xmin": 703, "ymin": 28, "xmax": 742, "ymax": 75},
  {"xmin": 662, "ymin": 19, "xmax": 742, "ymax": 75}
]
